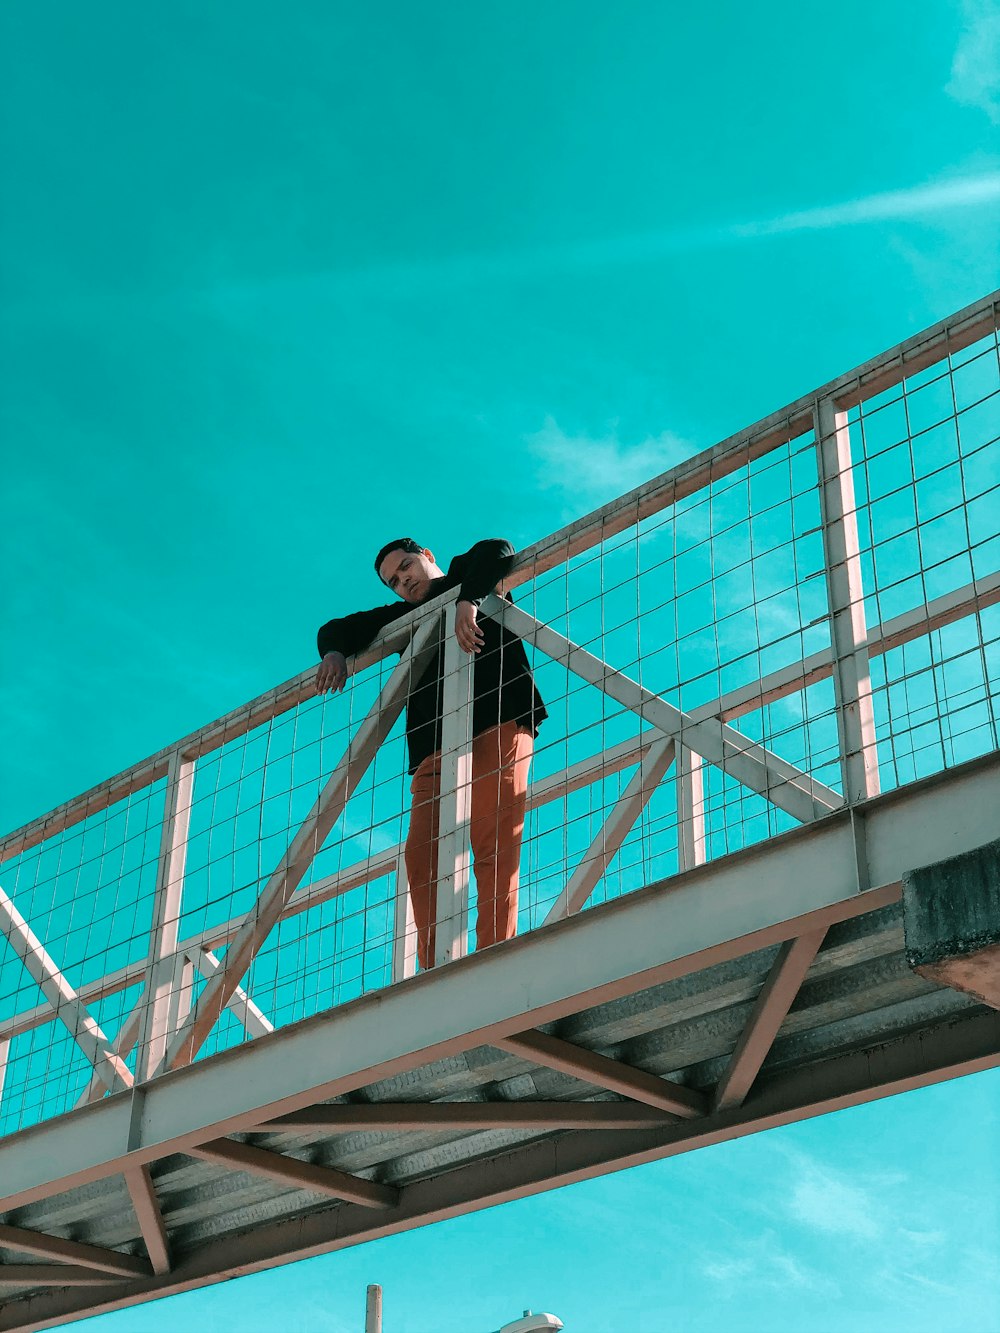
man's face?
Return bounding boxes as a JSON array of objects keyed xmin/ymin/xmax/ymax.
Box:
[{"xmin": 379, "ymin": 547, "xmax": 437, "ymax": 603}]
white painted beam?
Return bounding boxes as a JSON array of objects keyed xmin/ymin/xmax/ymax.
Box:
[
  {"xmin": 544, "ymin": 737, "xmax": 675, "ymax": 922},
  {"xmin": 434, "ymin": 603, "xmax": 474, "ymax": 966},
  {"xmin": 677, "ymin": 746, "xmax": 706, "ymax": 872},
  {"xmin": 190, "ymin": 950, "xmax": 274, "ymax": 1039},
  {"xmin": 391, "ymin": 857, "xmax": 417, "ymax": 984},
  {"xmin": 0, "ymin": 887, "xmax": 133, "ymax": 1096},
  {"xmin": 483, "ymin": 595, "xmax": 842, "ymax": 824},
  {"xmin": 135, "ymin": 753, "xmax": 195, "ymax": 1082},
  {"xmin": 815, "ymin": 397, "xmax": 880, "ymax": 803}
]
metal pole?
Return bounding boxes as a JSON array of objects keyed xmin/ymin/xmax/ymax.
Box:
[{"xmin": 365, "ymin": 1284, "xmax": 383, "ymax": 1333}]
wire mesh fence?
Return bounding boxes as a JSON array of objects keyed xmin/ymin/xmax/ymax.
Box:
[{"xmin": 1, "ymin": 298, "xmax": 998, "ymax": 1140}]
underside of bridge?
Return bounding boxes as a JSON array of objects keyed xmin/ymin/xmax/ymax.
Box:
[{"xmin": 1, "ymin": 755, "xmax": 998, "ymax": 1332}]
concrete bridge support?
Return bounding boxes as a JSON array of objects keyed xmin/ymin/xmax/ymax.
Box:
[{"xmin": 904, "ymin": 839, "xmax": 1000, "ymax": 1011}]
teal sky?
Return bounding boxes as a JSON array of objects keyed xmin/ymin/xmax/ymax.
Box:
[{"xmin": 2, "ymin": 2, "xmax": 999, "ymax": 1330}]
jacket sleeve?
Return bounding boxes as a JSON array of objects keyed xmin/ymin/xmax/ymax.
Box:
[
  {"xmin": 451, "ymin": 538, "xmax": 517, "ymax": 606},
  {"xmin": 317, "ymin": 602, "xmax": 409, "ymax": 659}
]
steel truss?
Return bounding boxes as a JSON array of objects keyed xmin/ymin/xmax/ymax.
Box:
[{"xmin": 0, "ymin": 290, "xmax": 998, "ymax": 1329}]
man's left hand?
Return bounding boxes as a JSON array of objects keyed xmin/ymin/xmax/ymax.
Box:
[{"xmin": 455, "ymin": 599, "xmax": 485, "ymax": 654}]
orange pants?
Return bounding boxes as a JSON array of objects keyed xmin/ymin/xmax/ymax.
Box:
[{"xmin": 405, "ymin": 721, "xmax": 533, "ymax": 970}]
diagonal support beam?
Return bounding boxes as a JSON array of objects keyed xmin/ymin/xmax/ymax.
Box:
[
  {"xmin": 248, "ymin": 1101, "xmax": 675, "ymax": 1133},
  {"xmin": 0, "ymin": 887, "xmax": 134, "ymax": 1096},
  {"xmin": 124, "ymin": 1167, "xmax": 171, "ymax": 1276},
  {"xmin": 0, "ymin": 1225, "xmax": 152, "ymax": 1278},
  {"xmin": 482, "ymin": 596, "xmax": 842, "ymax": 825},
  {"xmin": 496, "ymin": 1029, "xmax": 707, "ymax": 1118},
  {"xmin": 544, "ymin": 737, "xmax": 676, "ymax": 922},
  {"xmin": 713, "ymin": 929, "xmax": 826, "ymax": 1112},
  {"xmin": 75, "ymin": 1005, "xmax": 143, "ymax": 1108},
  {"xmin": 161, "ymin": 615, "xmax": 442, "ymax": 1074},
  {"xmin": 186, "ymin": 1138, "xmax": 399, "ymax": 1209},
  {"xmin": 76, "ymin": 955, "xmax": 272, "ymax": 1109},
  {"xmin": 190, "ymin": 949, "xmax": 274, "ymax": 1038}
]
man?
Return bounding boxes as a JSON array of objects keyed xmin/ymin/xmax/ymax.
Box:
[{"xmin": 316, "ymin": 538, "xmax": 546, "ymax": 970}]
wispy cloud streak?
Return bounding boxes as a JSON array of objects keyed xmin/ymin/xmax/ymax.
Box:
[
  {"xmin": 191, "ymin": 171, "xmax": 1000, "ymax": 311},
  {"xmin": 731, "ymin": 174, "xmax": 1000, "ymax": 237}
]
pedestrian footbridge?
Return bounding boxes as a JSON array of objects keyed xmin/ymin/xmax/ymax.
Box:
[{"xmin": 1, "ymin": 293, "xmax": 999, "ymax": 1330}]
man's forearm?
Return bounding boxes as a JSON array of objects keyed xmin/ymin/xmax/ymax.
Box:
[{"xmin": 457, "ymin": 538, "xmax": 516, "ymax": 605}]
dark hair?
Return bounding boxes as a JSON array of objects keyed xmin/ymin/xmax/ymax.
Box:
[{"xmin": 374, "ymin": 537, "xmax": 422, "ymax": 582}]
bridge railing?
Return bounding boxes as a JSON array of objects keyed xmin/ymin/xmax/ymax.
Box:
[{"xmin": 1, "ymin": 291, "xmax": 998, "ymax": 1139}]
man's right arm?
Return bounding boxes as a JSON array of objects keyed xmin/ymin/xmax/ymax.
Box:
[{"xmin": 315, "ymin": 604, "xmax": 407, "ymax": 694}]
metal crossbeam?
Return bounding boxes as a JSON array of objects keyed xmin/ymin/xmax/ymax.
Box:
[
  {"xmin": 0, "ymin": 1225, "xmax": 151, "ymax": 1279},
  {"xmin": 496, "ymin": 1030, "xmax": 706, "ymax": 1118},
  {"xmin": 124, "ymin": 1168, "xmax": 171, "ymax": 1276},
  {"xmin": 713, "ymin": 930, "xmax": 826, "ymax": 1112},
  {"xmin": 187, "ymin": 1139, "xmax": 398, "ymax": 1208},
  {"xmin": 249, "ymin": 1101, "xmax": 675, "ymax": 1132},
  {"xmin": 0, "ymin": 887, "xmax": 134, "ymax": 1097},
  {"xmin": 0, "ymin": 1265, "xmax": 126, "ymax": 1288},
  {"xmin": 544, "ymin": 737, "xmax": 676, "ymax": 922},
  {"xmin": 160, "ymin": 615, "xmax": 442, "ymax": 1074},
  {"xmin": 481, "ymin": 596, "xmax": 843, "ymax": 824}
]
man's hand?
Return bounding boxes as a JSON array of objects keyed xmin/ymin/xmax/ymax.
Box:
[
  {"xmin": 316, "ymin": 650, "xmax": 348, "ymax": 694},
  {"xmin": 455, "ymin": 600, "xmax": 485, "ymax": 654}
]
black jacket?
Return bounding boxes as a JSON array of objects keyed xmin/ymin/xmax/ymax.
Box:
[{"xmin": 317, "ymin": 539, "xmax": 547, "ymax": 773}]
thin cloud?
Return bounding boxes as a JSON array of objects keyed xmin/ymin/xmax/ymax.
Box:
[
  {"xmin": 947, "ymin": 0, "xmax": 1000, "ymax": 122},
  {"xmin": 701, "ymin": 1232, "xmax": 838, "ymax": 1296},
  {"xmin": 527, "ymin": 415, "xmax": 692, "ymax": 511},
  {"xmin": 788, "ymin": 1157, "xmax": 883, "ymax": 1241},
  {"xmin": 731, "ymin": 173, "xmax": 1000, "ymax": 237}
]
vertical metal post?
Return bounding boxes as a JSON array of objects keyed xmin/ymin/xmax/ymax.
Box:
[
  {"xmin": 391, "ymin": 854, "xmax": 417, "ymax": 982},
  {"xmin": 365, "ymin": 1284, "xmax": 383, "ymax": 1333},
  {"xmin": 815, "ymin": 397, "xmax": 881, "ymax": 804},
  {"xmin": 0, "ymin": 1038, "xmax": 8, "ymax": 1111},
  {"xmin": 676, "ymin": 745, "xmax": 706, "ymax": 870},
  {"xmin": 136, "ymin": 751, "xmax": 195, "ymax": 1081},
  {"xmin": 434, "ymin": 600, "xmax": 475, "ymax": 966},
  {"xmin": 167, "ymin": 952, "xmax": 195, "ymax": 1035}
]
